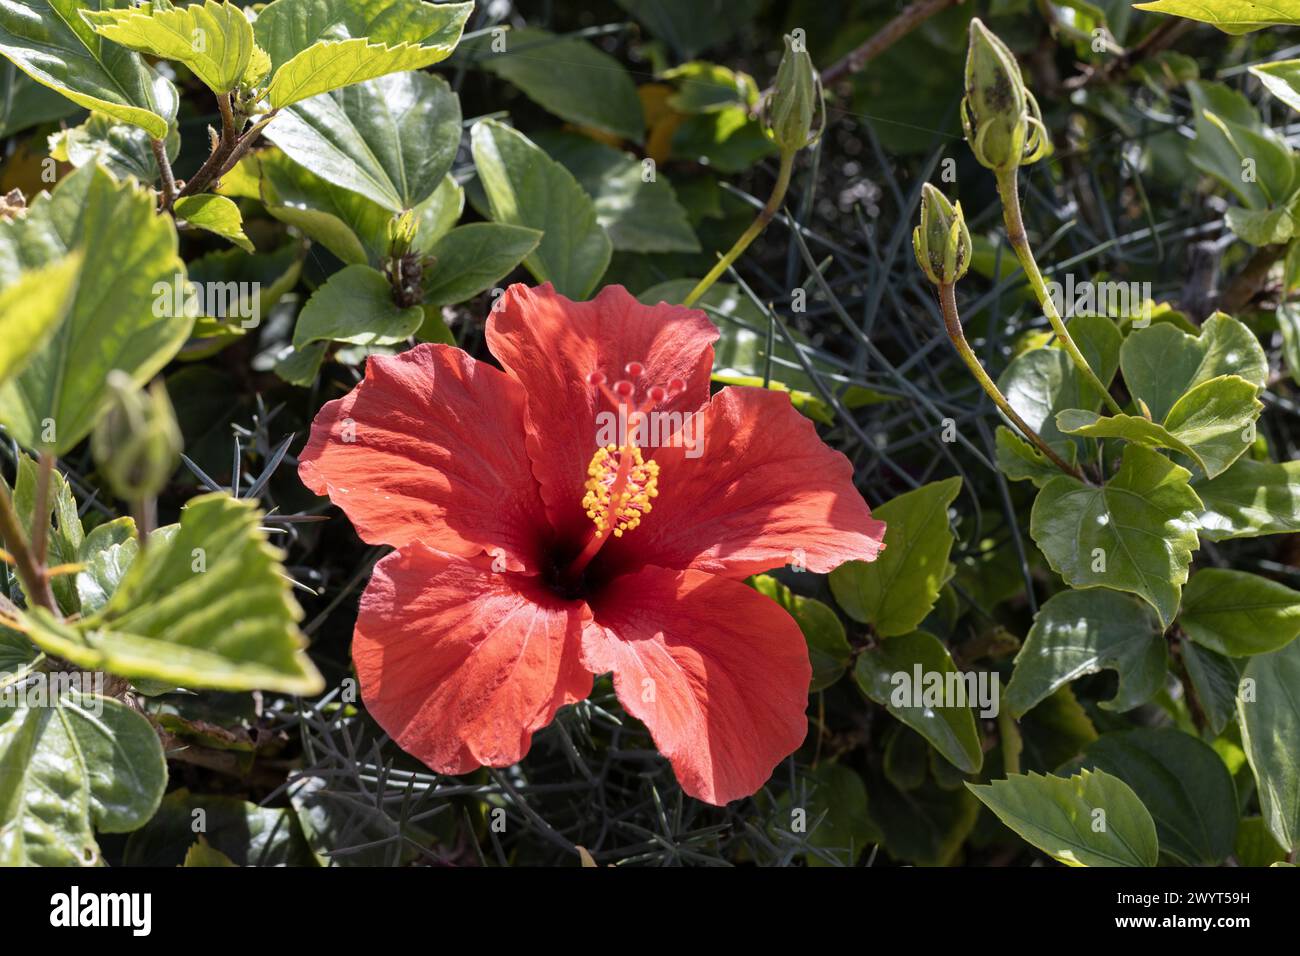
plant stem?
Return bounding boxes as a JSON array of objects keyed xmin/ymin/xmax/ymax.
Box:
[
  {"xmin": 939, "ymin": 282, "xmax": 1083, "ymax": 479},
  {"xmin": 29, "ymin": 452, "xmax": 53, "ymax": 570},
  {"xmin": 683, "ymin": 149, "xmax": 795, "ymax": 307},
  {"xmin": 0, "ymin": 478, "xmax": 58, "ymax": 614},
  {"xmin": 818, "ymin": 0, "xmax": 963, "ymax": 89},
  {"xmin": 994, "ymin": 169, "xmax": 1123, "ymax": 414},
  {"xmin": 152, "ymin": 138, "xmax": 178, "ymax": 210}
]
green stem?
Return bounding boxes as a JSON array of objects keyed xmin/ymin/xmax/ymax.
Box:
[
  {"xmin": 0, "ymin": 478, "xmax": 57, "ymax": 614},
  {"xmin": 940, "ymin": 282, "xmax": 1082, "ymax": 480},
  {"xmin": 683, "ymin": 149, "xmax": 796, "ymax": 307},
  {"xmin": 994, "ymin": 169, "xmax": 1123, "ymax": 415}
]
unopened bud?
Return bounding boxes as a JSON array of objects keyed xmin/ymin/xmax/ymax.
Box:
[
  {"xmin": 92, "ymin": 372, "xmax": 182, "ymax": 501},
  {"xmin": 913, "ymin": 183, "xmax": 971, "ymax": 285},
  {"xmin": 961, "ymin": 19, "xmax": 1049, "ymax": 172},
  {"xmin": 764, "ymin": 34, "xmax": 824, "ymax": 154}
]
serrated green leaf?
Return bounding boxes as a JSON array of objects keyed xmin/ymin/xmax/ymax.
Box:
[
  {"xmin": 995, "ymin": 426, "xmax": 1063, "ymax": 487},
  {"xmin": 0, "ymin": 253, "xmax": 82, "ymax": 390},
  {"xmin": 854, "ymin": 630, "xmax": 983, "ymax": 774},
  {"xmin": 1238, "ymin": 639, "xmax": 1300, "ymax": 851},
  {"xmin": 0, "ymin": 0, "xmax": 174, "ymax": 137},
  {"xmin": 1181, "ymin": 568, "xmax": 1300, "ymax": 656},
  {"xmin": 76, "ymin": 517, "xmax": 138, "ymax": 615},
  {"xmin": 537, "ymin": 131, "xmax": 699, "ymax": 253},
  {"xmin": 1006, "ymin": 588, "xmax": 1167, "ymax": 717},
  {"xmin": 10, "ymin": 450, "xmax": 84, "ymax": 615},
  {"xmin": 276, "ymin": 263, "xmax": 422, "ymax": 385},
  {"xmin": 0, "ymin": 690, "xmax": 165, "ymax": 865},
  {"xmin": 14, "ymin": 493, "xmax": 324, "ymax": 695},
  {"xmin": 470, "ymin": 119, "xmax": 611, "ymax": 299},
  {"xmin": 473, "ymin": 27, "xmax": 643, "ymax": 142},
  {"xmin": 174, "ymin": 194, "xmax": 254, "ymax": 252},
  {"xmin": 1031, "ymin": 444, "xmax": 1201, "ymax": 625},
  {"xmin": 0, "ymin": 164, "xmax": 190, "ymax": 455},
  {"xmin": 1192, "ymin": 456, "xmax": 1300, "ymax": 541},
  {"xmin": 751, "ymin": 574, "xmax": 851, "ymax": 692},
  {"xmin": 265, "ymin": 70, "xmax": 460, "ymax": 211},
  {"xmin": 1058, "ymin": 374, "xmax": 1262, "ymax": 479},
  {"xmin": 83, "ymin": 0, "xmax": 256, "ymax": 94},
  {"xmin": 1065, "ymin": 728, "xmax": 1237, "ymax": 865},
  {"xmin": 829, "ymin": 477, "xmax": 962, "ymax": 638},
  {"xmin": 421, "ymin": 223, "xmax": 541, "ymax": 308},
  {"xmin": 967, "ymin": 769, "xmax": 1159, "ymax": 866},
  {"xmin": 266, "ymin": 38, "xmax": 434, "ymax": 108},
  {"xmin": 49, "ymin": 110, "xmax": 178, "ymax": 181},
  {"xmin": 1134, "ymin": 0, "xmax": 1300, "ymax": 33},
  {"xmin": 254, "ymin": 0, "xmax": 471, "ymax": 70},
  {"xmin": 1120, "ymin": 313, "xmax": 1267, "ymax": 424}
]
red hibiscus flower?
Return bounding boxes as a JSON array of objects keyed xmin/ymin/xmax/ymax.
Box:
[{"xmin": 299, "ymin": 284, "xmax": 886, "ymax": 805}]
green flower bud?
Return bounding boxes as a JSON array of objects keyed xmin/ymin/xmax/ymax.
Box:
[
  {"xmin": 913, "ymin": 183, "xmax": 971, "ymax": 285},
  {"xmin": 961, "ymin": 18, "xmax": 1049, "ymax": 172},
  {"xmin": 92, "ymin": 372, "xmax": 182, "ymax": 502},
  {"xmin": 765, "ymin": 34, "xmax": 824, "ymax": 154}
]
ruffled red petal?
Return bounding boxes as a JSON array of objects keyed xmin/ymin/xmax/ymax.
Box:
[
  {"xmin": 354, "ymin": 544, "xmax": 592, "ymax": 774},
  {"xmin": 601, "ymin": 386, "xmax": 886, "ymax": 578},
  {"xmin": 298, "ymin": 343, "xmax": 551, "ymax": 571},
  {"xmin": 485, "ymin": 283, "xmax": 717, "ymax": 545},
  {"xmin": 582, "ymin": 565, "xmax": 811, "ymax": 805}
]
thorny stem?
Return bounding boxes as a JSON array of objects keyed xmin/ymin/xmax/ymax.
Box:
[
  {"xmin": 683, "ymin": 149, "xmax": 796, "ymax": 307},
  {"xmin": 939, "ymin": 282, "xmax": 1083, "ymax": 480},
  {"xmin": 994, "ymin": 168, "xmax": 1123, "ymax": 415},
  {"xmin": 0, "ymin": 476, "xmax": 58, "ymax": 615},
  {"xmin": 152, "ymin": 138, "xmax": 178, "ymax": 210}
]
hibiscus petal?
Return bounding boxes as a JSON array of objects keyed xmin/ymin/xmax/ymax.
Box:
[
  {"xmin": 583, "ymin": 565, "xmax": 810, "ymax": 805},
  {"xmin": 485, "ymin": 283, "xmax": 718, "ymax": 544},
  {"xmin": 298, "ymin": 343, "xmax": 551, "ymax": 570},
  {"xmin": 354, "ymin": 544, "xmax": 592, "ymax": 774},
  {"xmin": 602, "ymin": 386, "xmax": 886, "ymax": 578}
]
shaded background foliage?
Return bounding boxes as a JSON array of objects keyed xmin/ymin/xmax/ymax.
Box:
[{"xmin": 5, "ymin": 0, "xmax": 1298, "ymax": 866}]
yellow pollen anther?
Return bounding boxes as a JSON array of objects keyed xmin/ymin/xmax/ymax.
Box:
[{"xmin": 581, "ymin": 444, "xmax": 660, "ymax": 537}]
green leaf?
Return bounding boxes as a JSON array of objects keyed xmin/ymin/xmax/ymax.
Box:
[
  {"xmin": 0, "ymin": 690, "xmax": 166, "ymax": 865},
  {"xmin": 0, "ymin": 164, "xmax": 190, "ymax": 455},
  {"xmin": 998, "ymin": 314, "xmax": 1121, "ymax": 461},
  {"xmin": 662, "ymin": 61, "xmax": 758, "ymax": 113},
  {"xmin": 174, "ymin": 194, "xmax": 254, "ymax": 252},
  {"xmin": 1058, "ymin": 374, "xmax": 1262, "ymax": 479},
  {"xmin": 1181, "ymin": 640, "xmax": 1243, "ymax": 736},
  {"xmin": 421, "ymin": 223, "xmax": 542, "ymax": 308},
  {"xmin": 276, "ymin": 263, "xmax": 423, "ymax": 385},
  {"xmin": 1068, "ymin": 728, "xmax": 1237, "ymax": 865},
  {"xmin": 265, "ymin": 71, "xmax": 460, "ymax": 212},
  {"xmin": 1120, "ymin": 313, "xmax": 1267, "ymax": 423},
  {"xmin": 536, "ymin": 131, "xmax": 699, "ymax": 253},
  {"xmin": 266, "ymin": 37, "xmax": 436, "ymax": 108},
  {"xmin": 829, "ymin": 477, "xmax": 961, "ymax": 638},
  {"xmin": 0, "ymin": 0, "xmax": 175, "ymax": 137},
  {"xmin": 671, "ymin": 106, "xmax": 775, "ymax": 173},
  {"xmin": 0, "ymin": 61, "xmax": 81, "ymax": 137},
  {"xmin": 773, "ymin": 762, "xmax": 875, "ymax": 866},
  {"xmin": 1180, "ymin": 568, "xmax": 1300, "ymax": 656},
  {"xmin": 473, "ymin": 27, "xmax": 643, "ymax": 142},
  {"xmin": 967, "ymin": 769, "xmax": 1159, "ymax": 866},
  {"xmin": 613, "ymin": 0, "xmax": 760, "ymax": 60},
  {"xmin": 1192, "ymin": 457, "xmax": 1300, "ymax": 541},
  {"xmin": 124, "ymin": 787, "xmax": 315, "ymax": 865},
  {"xmin": 0, "ymin": 253, "xmax": 82, "ymax": 389},
  {"xmin": 1252, "ymin": 59, "xmax": 1300, "ymax": 112},
  {"xmin": 83, "ymin": 0, "xmax": 257, "ymax": 94},
  {"xmin": 1134, "ymin": 0, "xmax": 1300, "ymax": 33},
  {"xmin": 470, "ymin": 119, "xmax": 611, "ymax": 299},
  {"xmin": 751, "ymin": 574, "xmax": 851, "ymax": 692},
  {"xmin": 49, "ymin": 110, "xmax": 179, "ymax": 182},
  {"xmin": 1226, "ymin": 203, "xmax": 1300, "ymax": 245},
  {"xmin": 1006, "ymin": 588, "xmax": 1167, "ymax": 718},
  {"xmin": 1236, "ymin": 816, "xmax": 1288, "ymax": 866},
  {"xmin": 854, "ymin": 630, "xmax": 983, "ymax": 774},
  {"xmin": 10, "ymin": 450, "xmax": 84, "ymax": 615},
  {"xmin": 1238, "ymin": 639, "xmax": 1300, "ymax": 851},
  {"xmin": 76, "ymin": 517, "xmax": 139, "ymax": 615},
  {"xmin": 995, "ymin": 426, "xmax": 1062, "ymax": 488},
  {"xmin": 254, "ymin": 0, "xmax": 471, "ymax": 70},
  {"xmin": 1030, "ymin": 444, "xmax": 1202, "ymax": 625},
  {"xmin": 1186, "ymin": 82, "xmax": 1295, "ymax": 208},
  {"xmin": 16, "ymin": 493, "xmax": 324, "ymax": 695}
]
